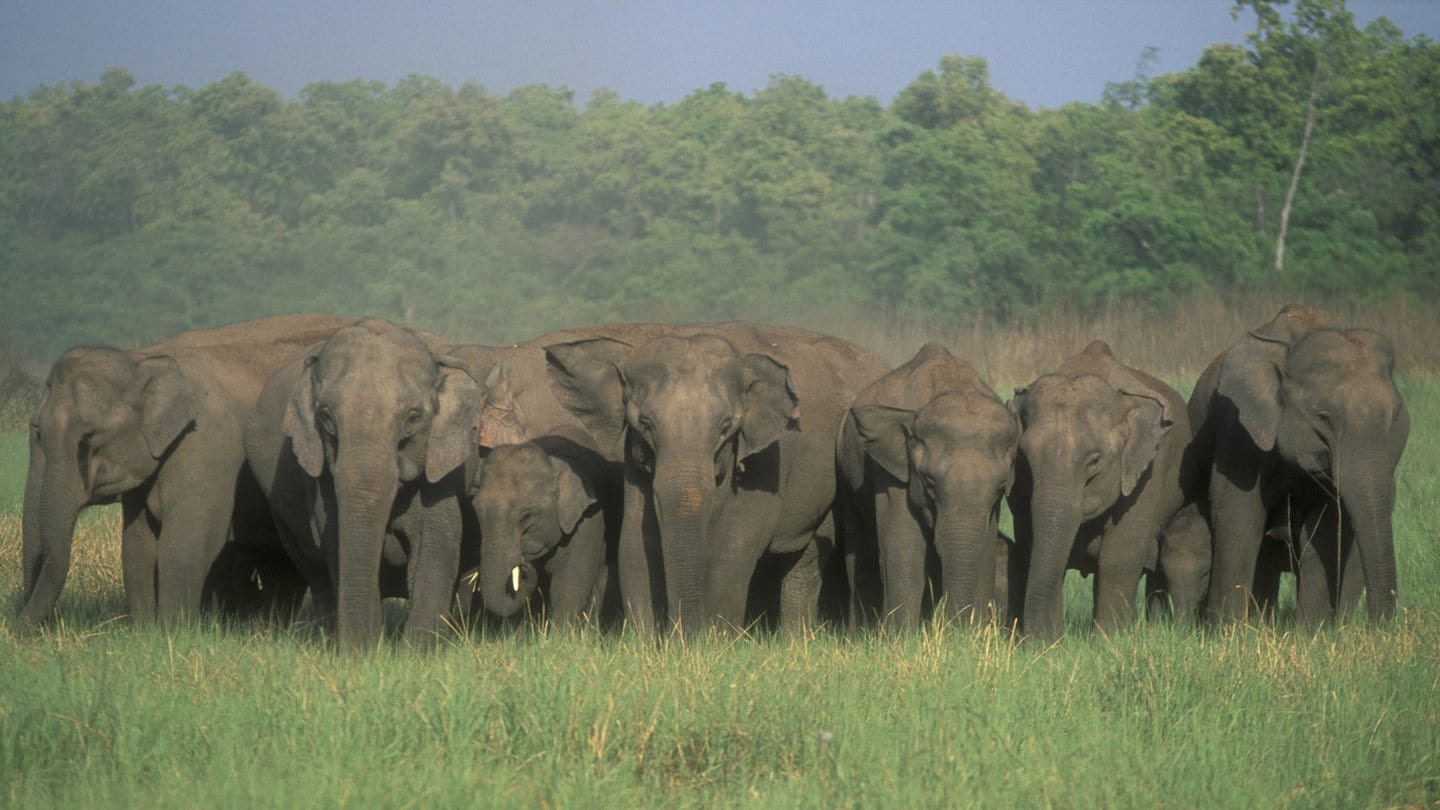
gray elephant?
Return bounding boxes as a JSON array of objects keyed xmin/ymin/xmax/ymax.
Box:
[
  {"xmin": 838, "ymin": 343, "xmax": 1018, "ymax": 629},
  {"xmin": 465, "ymin": 426, "xmax": 619, "ymax": 627},
  {"xmin": 1189, "ymin": 304, "xmax": 1408, "ymax": 624},
  {"xmin": 243, "ymin": 320, "xmax": 480, "ymax": 650},
  {"xmin": 1006, "ymin": 341, "xmax": 1207, "ymax": 640},
  {"xmin": 545, "ymin": 323, "xmax": 889, "ymax": 635},
  {"xmin": 20, "ymin": 314, "xmax": 357, "ymax": 625}
]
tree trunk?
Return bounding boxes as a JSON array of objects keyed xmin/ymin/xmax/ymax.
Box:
[{"xmin": 1275, "ymin": 62, "xmax": 1321, "ymax": 276}]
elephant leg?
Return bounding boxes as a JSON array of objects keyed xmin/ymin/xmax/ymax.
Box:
[
  {"xmin": 1207, "ymin": 472, "xmax": 1269, "ymax": 622},
  {"xmin": 838, "ymin": 483, "xmax": 881, "ymax": 627},
  {"xmin": 547, "ymin": 515, "xmax": 609, "ymax": 627},
  {"xmin": 1092, "ymin": 522, "xmax": 1154, "ymax": 633},
  {"xmin": 154, "ymin": 499, "xmax": 233, "ymax": 626},
  {"xmin": 1337, "ymin": 530, "xmax": 1364, "ymax": 622},
  {"xmin": 1294, "ymin": 504, "xmax": 1341, "ymax": 625},
  {"xmin": 777, "ymin": 514, "xmax": 836, "ymax": 635},
  {"xmin": 402, "ymin": 501, "xmax": 463, "ymax": 647},
  {"xmin": 877, "ymin": 487, "xmax": 927, "ymax": 630},
  {"xmin": 121, "ymin": 493, "xmax": 159, "ymax": 624},
  {"xmin": 704, "ymin": 534, "xmax": 768, "ymax": 633}
]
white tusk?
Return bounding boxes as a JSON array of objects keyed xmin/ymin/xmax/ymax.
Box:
[{"xmin": 511, "ymin": 566, "xmax": 522, "ymax": 593}]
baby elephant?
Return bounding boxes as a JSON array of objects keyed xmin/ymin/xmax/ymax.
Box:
[
  {"xmin": 839, "ymin": 343, "xmax": 1018, "ymax": 629},
  {"xmin": 1007, "ymin": 341, "xmax": 1207, "ymax": 640},
  {"xmin": 467, "ymin": 429, "xmax": 618, "ymax": 627}
]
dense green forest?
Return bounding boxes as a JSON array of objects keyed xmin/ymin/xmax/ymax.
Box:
[{"xmin": 1, "ymin": 0, "xmax": 1436, "ymax": 360}]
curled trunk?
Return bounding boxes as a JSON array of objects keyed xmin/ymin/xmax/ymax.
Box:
[{"xmin": 476, "ymin": 521, "xmax": 537, "ymax": 618}]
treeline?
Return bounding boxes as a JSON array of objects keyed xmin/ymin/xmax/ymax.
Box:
[{"xmin": 1, "ymin": 0, "xmax": 1437, "ymax": 360}]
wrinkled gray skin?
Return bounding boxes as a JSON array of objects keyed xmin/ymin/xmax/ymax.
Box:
[
  {"xmin": 1007, "ymin": 341, "xmax": 1207, "ymax": 640},
  {"xmin": 244, "ymin": 320, "xmax": 480, "ymax": 651},
  {"xmin": 444, "ymin": 324, "xmax": 662, "ymax": 623},
  {"xmin": 20, "ymin": 314, "xmax": 357, "ymax": 625},
  {"xmin": 1189, "ymin": 305, "xmax": 1408, "ymax": 624},
  {"xmin": 466, "ymin": 429, "xmax": 618, "ymax": 626},
  {"xmin": 546, "ymin": 323, "xmax": 889, "ymax": 635},
  {"xmin": 838, "ymin": 343, "xmax": 1018, "ymax": 629}
]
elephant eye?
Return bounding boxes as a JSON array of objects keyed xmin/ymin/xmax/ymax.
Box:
[
  {"xmin": 401, "ymin": 408, "xmax": 425, "ymax": 437},
  {"xmin": 638, "ymin": 415, "xmax": 655, "ymax": 433},
  {"xmin": 1084, "ymin": 452, "xmax": 1103, "ymax": 472},
  {"xmin": 1313, "ymin": 410, "xmax": 1334, "ymax": 429},
  {"xmin": 718, "ymin": 416, "xmax": 734, "ymax": 436},
  {"xmin": 317, "ymin": 407, "xmax": 337, "ymax": 437}
]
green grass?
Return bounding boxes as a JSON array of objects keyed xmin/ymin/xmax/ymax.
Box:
[{"xmin": 1, "ymin": 380, "xmax": 1438, "ymax": 808}]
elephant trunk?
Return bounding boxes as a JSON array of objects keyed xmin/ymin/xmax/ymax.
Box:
[
  {"xmin": 1023, "ymin": 486, "xmax": 1081, "ymax": 640},
  {"xmin": 331, "ymin": 453, "xmax": 399, "ymax": 652},
  {"xmin": 1335, "ymin": 448, "xmax": 1398, "ymax": 622},
  {"xmin": 932, "ymin": 499, "xmax": 996, "ymax": 624},
  {"xmin": 476, "ymin": 519, "xmax": 537, "ymax": 618},
  {"xmin": 21, "ymin": 445, "xmax": 86, "ymax": 624},
  {"xmin": 652, "ymin": 460, "xmax": 713, "ymax": 635}
]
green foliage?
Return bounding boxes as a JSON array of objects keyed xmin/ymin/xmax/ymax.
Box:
[{"xmin": 1, "ymin": 3, "xmax": 1437, "ymax": 358}]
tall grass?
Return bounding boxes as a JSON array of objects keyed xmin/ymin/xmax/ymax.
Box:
[{"xmin": 1, "ymin": 302, "xmax": 1437, "ymax": 807}]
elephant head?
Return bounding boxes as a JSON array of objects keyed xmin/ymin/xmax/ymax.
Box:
[
  {"xmin": 545, "ymin": 333, "xmax": 799, "ymax": 632},
  {"xmin": 284, "ymin": 321, "xmax": 480, "ymax": 650},
  {"xmin": 1216, "ymin": 304, "xmax": 1409, "ymax": 621},
  {"xmin": 468, "ymin": 440, "xmax": 599, "ymax": 618},
  {"xmin": 851, "ymin": 391, "xmax": 1018, "ymax": 620},
  {"xmin": 1009, "ymin": 341, "xmax": 1173, "ymax": 638},
  {"xmin": 21, "ymin": 347, "xmax": 198, "ymax": 624}
]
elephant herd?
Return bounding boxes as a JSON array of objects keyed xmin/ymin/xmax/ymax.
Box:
[{"xmin": 16, "ymin": 305, "xmax": 1409, "ymax": 650}]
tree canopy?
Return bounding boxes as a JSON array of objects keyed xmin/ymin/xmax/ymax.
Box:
[{"xmin": 2, "ymin": 0, "xmax": 1435, "ymax": 359}]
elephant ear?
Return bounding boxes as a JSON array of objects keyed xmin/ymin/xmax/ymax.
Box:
[
  {"xmin": 545, "ymin": 338, "xmax": 634, "ymax": 459},
  {"xmin": 475, "ymin": 364, "xmax": 527, "ymax": 451},
  {"xmin": 850, "ymin": 403, "xmax": 917, "ymax": 483},
  {"xmin": 1216, "ymin": 305, "xmax": 1326, "ymax": 452},
  {"xmin": 136, "ymin": 355, "xmax": 199, "ymax": 458},
  {"xmin": 426, "ymin": 356, "xmax": 482, "ymax": 483},
  {"xmin": 739, "ymin": 353, "xmax": 800, "ymax": 461},
  {"xmin": 552, "ymin": 454, "xmax": 599, "ymax": 536},
  {"xmin": 1007, "ymin": 387, "xmax": 1028, "ymax": 426},
  {"xmin": 283, "ymin": 347, "xmax": 326, "ymax": 478},
  {"xmin": 1118, "ymin": 390, "xmax": 1171, "ymax": 497}
]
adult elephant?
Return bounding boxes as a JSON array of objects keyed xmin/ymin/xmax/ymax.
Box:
[
  {"xmin": 544, "ymin": 323, "xmax": 889, "ymax": 635},
  {"xmin": 1007, "ymin": 341, "xmax": 1206, "ymax": 640},
  {"xmin": 1190, "ymin": 304, "xmax": 1408, "ymax": 624},
  {"xmin": 244, "ymin": 320, "xmax": 480, "ymax": 651},
  {"xmin": 20, "ymin": 314, "xmax": 358, "ymax": 626},
  {"xmin": 838, "ymin": 343, "xmax": 1018, "ymax": 629}
]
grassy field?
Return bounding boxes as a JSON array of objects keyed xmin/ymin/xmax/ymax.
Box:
[{"xmin": 1, "ymin": 375, "xmax": 1437, "ymax": 806}]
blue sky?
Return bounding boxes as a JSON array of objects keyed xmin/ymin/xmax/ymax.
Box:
[{"xmin": 3, "ymin": 1, "xmax": 1437, "ymax": 108}]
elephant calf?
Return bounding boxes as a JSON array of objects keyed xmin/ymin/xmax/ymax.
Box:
[
  {"xmin": 1007, "ymin": 341, "xmax": 1208, "ymax": 640},
  {"xmin": 465, "ymin": 428, "xmax": 619, "ymax": 627},
  {"xmin": 1189, "ymin": 304, "xmax": 1408, "ymax": 625},
  {"xmin": 839, "ymin": 343, "xmax": 1018, "ymax": 629}
]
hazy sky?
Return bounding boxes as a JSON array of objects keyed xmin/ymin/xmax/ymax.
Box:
[{"xmin": 3, "ymin": 1, "xmax": 1437, "ymax": 109}]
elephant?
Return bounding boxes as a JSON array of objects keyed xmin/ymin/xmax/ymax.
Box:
[
  {"xmin": 1189, "ymin": 304, "xmax": 1408, "ymax": 625},
  {"xmin": 20, "ymin": 314, "xmax": 358, "ymax": 626},
  {"xmin": 243, "ymin": 319, "xmax": 481, "ymax": 651},
  {"xmin": 544, "ymin": 323, "xmax": 890, "ymax": 635},
  {"xmin": 838, "ymin": 343, "xmax": 1018, "ymax": 629},
  {"xmin": 465, "ymin": 426, "xmax": 619, "ymax": 627},
  {"xmin": 1006, "ymin": 340, "xmax": 1207, "ymax": 640}
]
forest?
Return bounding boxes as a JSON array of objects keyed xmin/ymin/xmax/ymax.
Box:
[{"xmin": 1, "ymin": 0, "xmax": 1437, "ymax": 361}]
